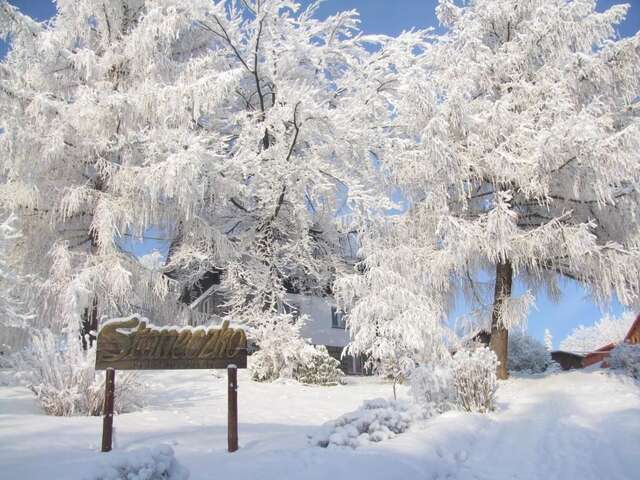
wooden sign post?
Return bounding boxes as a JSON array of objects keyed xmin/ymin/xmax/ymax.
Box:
[
  {"xmin": 101, "ymin": 368, "xmax": 115, "ymax": 452},
  {"xmin": 95, "ymin": 317, "xmax": 247, "ymax": 454},
  {"xmin": 227, "ymin": 365, "xmax": 238, "ymax": 452}
]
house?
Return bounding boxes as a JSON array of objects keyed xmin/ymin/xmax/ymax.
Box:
[
  {"xmin": 278, "ymin": 292, "xmax": 366, "ymax": 375},
  {"xmin": 550, "ymin": 350, "xmax": 585, "ymax": 370},
  {"xmin": 552, "ymin": 313, "xmax": 640, "ymax": 370},
  {"xmin": 177, "ymin": 271, "xmax": 366, "ymax": 375}
]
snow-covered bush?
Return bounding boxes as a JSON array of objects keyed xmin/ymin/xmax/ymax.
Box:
[
  {"xmin": 294, "ymin": 345, "xmax": 344, "ymax": 386},
  {"xmin": 609, "ymin": 343, "xmax": 640, "ymax": 380},
  {"xmin": 91, "ymin": 445, "xmax": 189, "ymax": 480},
  {"xmin": 251, "ymin": 342, "xmax": 344, "ymax": 385},
  {"xmin": 409, "ymin": 362, "xmax": 456, "ymax": 415},
  {"xmin": 312, "ymin": 398, "xmax": 418, "ymax": 449},
  {"xmin": 451, "ymin": 347, "xmax": 498, "ymax": 413},
  {"xmin": 249, "ymin": 316, "xmax": 304, "ymax": 381},
  {"xmin": 15, "ymin": 330, "xmax": 144, "ymax": 416},
  {"xmin": 250, "ymin": 315, "xmax": 344, "ymax": 385},
  {"xmin": 508, "ymin": 332, "xmax": 551, "ymax": 373},
  {"xmin": 410, "ymin": 346, "xmax": 498, "ymax": 415}
]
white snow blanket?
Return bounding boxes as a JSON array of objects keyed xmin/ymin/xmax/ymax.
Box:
[{"xmin": 0, "ymin": 369, "xmax": 639, "ymax": 480}]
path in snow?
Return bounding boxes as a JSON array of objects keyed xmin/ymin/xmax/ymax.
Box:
[
  {"xmin": 0, "ymin": 369, "xmax": 639, "ymax": 479},
  {"xmin": 413, "ymin": 370, "xmax": 640, "ymax": 480}
]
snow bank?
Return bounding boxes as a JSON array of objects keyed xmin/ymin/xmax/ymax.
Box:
[
  {"xmin": 312, "ymin": 398, "xmax": 419, "ymax": 448},
  {"xmin": 89, "ymin": 445, "xmax": 189, "ymax": 480}
]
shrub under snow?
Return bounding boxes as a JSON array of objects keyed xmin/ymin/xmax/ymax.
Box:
[
  {"xmin": 608, "ymin": 343, "xmax": 640, "ymax": 380},
  {"xmin": 409, "ymin": 362, "xmax": 456, "ymax": 414},
  {"xmin": 410, "ymin": 346, "xmax": 498, "ymax": 415},
  {"xmin": 312, "ymin": 398, "xmax": 418, "ymax": 448},
  {"xmin": 15, "ymin": 330, "xmax": 144, "ymax": 416},
  {"xmin": 508, "ymin": 331, "xmax": 551, "ymax": 373},
  {"xmin": 451, "ymin": 346, "xmax": 498, "ymax": 413},
  {"xmin": 293, "ymin": 345, "xmax": 344, "ymax": 386},
  {"xmin": 249, "ymin": 316, "xmax": 344, "ymax": 385},
  {"xmin": 91, "ymin": 445, "xmax": 189, "ymax": 480}
]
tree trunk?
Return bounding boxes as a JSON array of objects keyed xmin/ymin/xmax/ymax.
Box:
[
  {"xmin": 81, "ymin": 232, "xmax": 100, "ymax": 350},
  {"xmin": 489, "ymin": 259, "xmax": 513, "ymax": 380},
  {"xmin": 81, "ymin": 295, "xmax": 99, "ymax": 350}
]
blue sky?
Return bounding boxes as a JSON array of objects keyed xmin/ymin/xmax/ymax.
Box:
[{"xmin": 1, "ymin": 0, "xmax": 638, "ymax": 345}]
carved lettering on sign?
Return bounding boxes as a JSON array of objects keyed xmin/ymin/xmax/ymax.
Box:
[{"xmin": 95, "ymin": 317, "xmax": 247, "ymax": 370}]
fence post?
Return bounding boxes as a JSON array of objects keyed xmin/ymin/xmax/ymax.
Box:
[
  {"xmin": 101, "ymin": 367, "xmax": 115, "ymax": 452},
  {"xmin": 228, "ymin": 365, "xmax": 238, "ymax": 453}
]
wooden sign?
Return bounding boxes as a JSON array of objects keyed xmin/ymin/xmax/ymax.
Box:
[
  {"xmin": 96, "ymin": 317, "xmax": 246, "ymax": 454},
  {"xmin": 95, "ymin": 317, "xmax": 247, "ymax": 370}
]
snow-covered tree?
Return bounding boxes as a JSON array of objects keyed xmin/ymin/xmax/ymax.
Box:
[
  {"xmin": 544, "ymin": 329, "xmax": 553, "ymax": 352},
  {"xmin": 608, "ymin": 341, "xmax": 640, "ymax": 379},
  {"xmin": 508, "ymin": 331, "xmax": 551, "ymax": 373},
  {"xmin": 1, "ymin": 0, "xmax": 408, "ymax": 366},
  {"xmin": 340, "ymin": 0, "xmax": 640, "ymax": 379},
  {"xmin": 0, "ymin": 0, "xmax": 244, "ymax": 331},
  {"xmin": 159, "ymin": 0, "xmax": 409, "ymax": 330},
  {"xmin": 138, "ymin": 250, "xmax": 164, "ymax": 272},
  {"xmin": 0, "ymin": 213, "xmax": 31, "ymax": 327},
  {"xmin": 560, "ymin": 311, "xmax": 636, "ymax": 353},
  {"xmin": 0, "ymin": 212, "xmax": 33, "ymax": 353}
]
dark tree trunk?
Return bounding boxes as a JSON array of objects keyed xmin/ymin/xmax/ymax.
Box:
[
  {"xmin": 81, "ymin": 231, "xmax": 100, "ymax": 350},
  {"xmin": 81, "ymin": 296, "xmax": 99, "ymax": 350},
  {"xmin": 489, "ymin": 259, "xmax": 513, "ymax": 380}
]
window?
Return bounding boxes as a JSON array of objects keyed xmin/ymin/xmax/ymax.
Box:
[
  {"xmin": 331, "ymin": 306, "xmax": 346, "ymax": 329},
  {"xmin": 200, "ymin": 296, "xmax": 215, "ymax": 315}
]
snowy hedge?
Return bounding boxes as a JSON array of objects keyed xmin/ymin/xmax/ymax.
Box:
[
  {"xmin": 452, "ymin": 346, "xmax": 498, "ymax": 413},
  {"xmin": 312, "ymin": 398, "xmax": 418, "ymax": 448},
  {"xmin": 251, "ymin": 343, "xmax": 344, "ymax": 385},
  {"xmin": 609, "ymin": 343, "xmax": 640, "ymax": 379},
  {"xmin": 410, "ymin": 346, "xmax": 498, "ymax": 415},
  {"xmin": 15, "ymin": 330, "xmax": 144, "ymax": 416},
  {"xmin": 250, "ymin": 316, "xmax": 344, "ymax": 385},
  {"xmin": 508, "ymin": 332, "xmax": 551, "ymax": 373},
  {"xmin": 294, "ymin": 345, "xmax": 345, "ymax": 386},
  {"xmin": 90, "ymin": 445, "xmax": 189, "ymax": 480},
  {"xmin": 410, "ymin": 362, "xmax": 456, "ymax": 414}
]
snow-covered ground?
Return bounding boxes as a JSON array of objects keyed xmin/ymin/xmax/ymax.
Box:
[{"xmin": 1, "ymin": 369, "xmax": 639, "ymax": 480}]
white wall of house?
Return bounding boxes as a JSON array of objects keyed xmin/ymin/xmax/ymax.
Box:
[
  {"xmin": 187, "ymin": 286, "xmax": 351, "ymax": 348},
  {"xmin": 285, "ymin": 293, "xmax": 350, "ymax": 348},
  {"xmin": 188, "ymin": 288, "xmax": 363, "ymax": 374}
]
